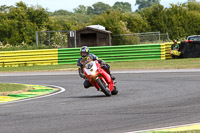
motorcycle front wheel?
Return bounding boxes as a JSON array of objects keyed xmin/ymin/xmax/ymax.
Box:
[
  {"xmin": 111, "ymin": 86, "xmax": 118, "ymax": 95},
  {"xmin": 96, "ymin": 78, "xmax": 111, "ymax": 97}
]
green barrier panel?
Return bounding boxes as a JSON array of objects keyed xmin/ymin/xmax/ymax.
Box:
[
  {"xmin": 8, "ymin": 94, "xmax": 38, "ymax": 98},
  {"xmin": 29, "ymin": 89, "xmax": 54, "ymax": 92},
  {"xmin": 58, "ymin": 44, "xmax": 161, "ymax": 65}
]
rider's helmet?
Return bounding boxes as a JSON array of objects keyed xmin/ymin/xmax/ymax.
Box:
[{"xmin": 80, "ymin": 46, "xmax": 89, "ymax": 59}]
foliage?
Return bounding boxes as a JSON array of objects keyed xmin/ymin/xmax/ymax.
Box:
[
  {"xmin": 138, "ymin": 1, "xmax": 200, "ymax": 40},
  {"xmin": 73, "ymin": 5, "xmax": 87, "ymax": 14},
  {"xmin": 50, "ymin": 9, "xmax": 72, "ymax": 16},
  {"xmin": 49, "ymin": 9, "xmax": 91, "ymax": 30},
  {"xmin": 139, "ymin": 4, "xmax": 167, "ymax": 33},
  {"xmin": 0, "ymin": 2, "xmax": 49, "ymax": 46},
  {"xmin": 135, "ymin": 0, "xmax": 161, "ymax": 11},
  {"xmin": 112, "ymin": 2, "xmax": 132, "ymax": 13},
  {"xmin": 2, "ymin": 1, "xmax": 200, "ymax": 49},
  {"xmin": 0, "ymin": 42, "xmax": 54, "ymax": 51},
  {"xmin": 91, "ymin": 11, "xmax": 130, "ymax": 35},
  {"xmin": 90, "ymin": 2, "xmax": 111, "ymax": 15},
  {"xmin": 123, "ymin": 12, "xmax": 150, "ymax": 33}
]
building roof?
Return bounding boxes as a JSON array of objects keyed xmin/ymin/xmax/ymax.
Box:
[{"xmin": 77, "ymin": 27, "xmax": 111, "ymax": 34}]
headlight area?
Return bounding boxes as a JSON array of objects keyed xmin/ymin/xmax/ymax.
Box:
[{"xmin": 90, "ymin": 69, "xmax": 97, "ymax": 76}]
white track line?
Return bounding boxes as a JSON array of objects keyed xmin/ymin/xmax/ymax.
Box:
[
  {"xmin": 0, "ymin": 85, "xmax": 65, "ymax": 105},
  {"xmin": 125, "ymin": 122, "xmax": 200, "ymax": 133}
]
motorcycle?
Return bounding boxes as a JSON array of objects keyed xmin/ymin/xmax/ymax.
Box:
[{"xmin": 83, "ymin": 60, "xmax": 118, "ymax": 96}]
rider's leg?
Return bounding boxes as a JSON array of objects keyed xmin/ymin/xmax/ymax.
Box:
[
  {"xmin": 83, "ymin": 79, "xmax": 93, "ymax": 89},
  {"xmin": 101, "ymin": 64, "xmax": 110, "ymax": 74},
  {"xmin": 101, "ymin": 64, "xmax": 116, "ymax": 80}
]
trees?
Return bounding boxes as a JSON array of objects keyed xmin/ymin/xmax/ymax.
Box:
[
  {"xmin": 88, "ymin": 2, "xmax": 111, "ymax": 15},
  {"xmin": 73, "ymin": 5, "xmax": 87, "ymax": 14},
  {"xmin": 186, "ymin": 0, "xmax": 200, "ymax": 11},
  {"xmin": 137, "ymin": 1, "xmax": 200, "ymax": 40},
  {"xmin": 123, "ymin": 13, "xmax": 150, "ymax": 33},
  {"xmin": 50, "ymin": 9, "xmax": 72, "ymax": 16},
  {"xmin": 2, "ymin": 1, "xmax": 200, "ymax": 47},
  {"xmin": 139, "ymin": 4, "xmax": 167, "ymax": 33},
  {"xmin": 0, "ymin": 2, "xmax": 49, "ymax": 45},
  {"xmin": 86, "ymin": 2, "xmax": 132, "ymax": 15},
  {"xmin": 91, "ymin": 11, "xmax": 130, "ymax": 35},
  {"xmin": 135, "ymin": 0, "xmax": 160, "ymax": 11},
  {"xmin": 112, "ymin": 2, "xmax": 132, "ymax": 12}
]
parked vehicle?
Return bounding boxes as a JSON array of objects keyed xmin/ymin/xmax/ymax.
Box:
[{"xmin": 186, "ymin": 35, "xmax": 200, "ymax": 41}]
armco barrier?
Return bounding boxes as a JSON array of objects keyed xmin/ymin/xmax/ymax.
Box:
[
  {"xmin": 58, "ymin": 44, "xmax": 161, "ymax": 65},
  {"xmin": 0, "ymin": 49, "xmax": 58, "ymax": 67}
]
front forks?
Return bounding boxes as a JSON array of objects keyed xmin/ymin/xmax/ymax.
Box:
[{"xmin": 95, "ymin": 77, "xmax": 109, "ymax": 91}]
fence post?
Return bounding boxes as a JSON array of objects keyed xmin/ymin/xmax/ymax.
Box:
[
  {"xmin": 74, "ymin": 31, "xmax": 77, "ymax": 48},
  {"xmin": 36, "ymin": 31, "xmax": 38, "ymax": 47},
  {"xmin": 159, "ymin": 31, "xmax": 161, "ymax": 44},
  {"xmin": 48, "ymin": 32, "xmax": 51, "ymax": 46},
  {"xmin": 61, "ymin": 32, "xmax": 63, "ymax": 48}
]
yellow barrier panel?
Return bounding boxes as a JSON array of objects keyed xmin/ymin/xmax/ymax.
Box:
[
  {"xmin": 0, "ymin": 49, "xmax": 58, "ymax": 67},
  {"xmin": 161, "ymin": 43, "xmax": 173, "ymax": 60}
]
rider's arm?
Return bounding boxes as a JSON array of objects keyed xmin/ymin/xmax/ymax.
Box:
[
  {"xmin": 89, "ymin": 54, "xmax": 98, "ymax": 61},
  {"xmin": 89, "ymin": 54, "xmax": 106, "ymax": 66},
  {"xmin": 78, "ymin": 67, "xmax": 86, "ymax": 79},
  {"xmin": 97, "ymin": 59, "xmax": 106, "ymax": 66},
  {"xmin": 77, "ymin": 58, "xmax": 86, "ymax": 79}
]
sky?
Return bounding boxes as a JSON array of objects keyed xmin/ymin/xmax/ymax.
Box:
[{"xmin": 0, "ymin": 0, "xmax": 190, "ymax": 12}]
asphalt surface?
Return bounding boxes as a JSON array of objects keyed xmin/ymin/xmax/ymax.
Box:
[{"xmin": 1, "ymin": 71, "xmax": 200, "ymax": 133}]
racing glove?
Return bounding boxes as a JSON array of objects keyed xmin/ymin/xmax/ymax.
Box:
[{"xmin": 78, "ymin": 68, "xmax": 86, "ymax": 79}]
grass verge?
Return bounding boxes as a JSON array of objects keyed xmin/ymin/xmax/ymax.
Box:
[
  {"xmin": 0, "ymin": 58, "xmax": 200, "ymax": 72},
  {"xmin": 0, "ymin": 83, "xmax": 29, "ymax": 96},
  {"xmin": 109, "ymin": 58, "xmax": 200, "ymax": 70},
  {"xmin": 150, "ymin": 131, "xmax": 200, "ymax": 133}
]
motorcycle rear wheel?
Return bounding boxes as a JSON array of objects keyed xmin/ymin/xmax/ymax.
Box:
[{"xmin": 96, "ymin": 78, "xmax": 111, "ymax": 97}]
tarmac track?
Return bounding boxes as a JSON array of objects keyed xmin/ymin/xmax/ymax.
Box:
[{"xmin": 0, "ymin": 70, "xmax": 200, "ymax": 133}]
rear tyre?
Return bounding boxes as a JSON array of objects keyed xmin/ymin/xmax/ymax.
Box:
[
  {"xmin": 111, "ymin": 86, "xmax": 118, "ymax": 95},
  {"xmin": 96, "ymin": 78, "xmax": 111, "ymax": 97}
]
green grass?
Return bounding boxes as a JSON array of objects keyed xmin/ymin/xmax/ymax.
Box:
[
  {"xmin": 0, "ymin": 64, "xmax": 77, "ymax": 72},
  {"xmin": 0, "ymin": 83, "xmax": 27, "ymax": 95},
  {"xmin": 0, "ymin": 58, "xmax": 200, "ymax": 72},
  {"xmin": 149, "ymin": 130, "xmax": 200, "ymax": 133},
  {"xmin": 109, "ymin": 58, "xmax": 200, "ymax": 70},
  {"xmin": 0, "ymin": 58, "xmax": 198, "ymax": 86}
]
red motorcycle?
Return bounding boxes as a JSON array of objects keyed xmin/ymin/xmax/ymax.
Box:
[{"xmin": 83, "ymin": 60, "xmax": 118, "ymax": 96}]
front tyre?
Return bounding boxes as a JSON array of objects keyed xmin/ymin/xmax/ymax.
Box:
[
  {"xmin": 111, "ymin": 86, "xmax": 118, "ymax": 95},
  {"xmin": 96, "ymin": 78, "xmax": 111, "ymax": 97}
]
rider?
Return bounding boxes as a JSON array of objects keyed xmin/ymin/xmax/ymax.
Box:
[
  {"xmin": 77, "ymin": 46, "xmax": 116, "ymax": 89},
  {"xmin": 170, "ymin": 40, "xmax": 181, "ymax": 58}
]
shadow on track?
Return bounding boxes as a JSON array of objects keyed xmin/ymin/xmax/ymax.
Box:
[{"xmin": 67, "ymin": 95, "xmax": 108, "ymax": 99}]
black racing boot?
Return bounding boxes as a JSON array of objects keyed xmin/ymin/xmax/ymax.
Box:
[{"xmin": 110, "ymin": 74, "xmax": 116, "ymax": 80}]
